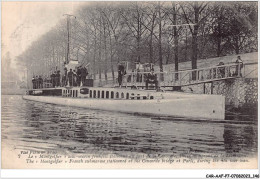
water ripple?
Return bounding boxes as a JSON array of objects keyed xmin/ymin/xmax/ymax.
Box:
[{"xmin": 1, "ymin": 95, "xmax": 258, "ymax": 158}]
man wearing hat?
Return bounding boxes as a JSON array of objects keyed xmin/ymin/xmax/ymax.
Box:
[
  {"xmin": 145, "ymin": 68, "xmax": 158, "ymax": 90},
  {"xmin": 235, "ymin": 56, "xmax": 243, "ymax": 77},
  {"xmin": 32, "ymin": 76, "xmax": 36, "ymax": 89},
  {"xmin": 55, "ymin": 70, "xmax": 61, "ymax": 87},
  {"xmin": 117, "ymin": 62, "xmax": 125, "ymax": 87},
  {"xmin": 68, "ymin": 69, "xmax": 73, "ymax": 87}
]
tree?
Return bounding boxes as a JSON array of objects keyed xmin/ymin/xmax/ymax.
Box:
[
  {"xmin": 210, "ymin": 3, "xmax": 230, "ymax": 57},
  {"xmin": 16, "ymin": 1, "xmax": 258, "ymax": 86},
  {"xmin": 140, "ymin": 2, "xmax": 168, "ymax": 78},
  {"xmin": 181, "ymin": 2, "xmax": 210, "ymax": 79},
  {"xmin": 167, "ymin": 2, "xmax": 183, "ymax": 79},
  {"xmin": 101, "ymin": 3, "xmax": 123, "ymax": 80},
  {"xmin": 225, "ymin": 2, "xmax": 258, "ymax": 54},
  {"xmin": 120, "ymin": 2, "xmax": 148, "ymax": 63},
  {"xmin": 142, "ymin": 2, "xmax": 157, "ymax": 64}
]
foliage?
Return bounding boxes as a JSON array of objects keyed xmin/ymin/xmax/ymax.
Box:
[{"xmin": 16, "ymin": 2, "xmax": 258, "ymax": 80}]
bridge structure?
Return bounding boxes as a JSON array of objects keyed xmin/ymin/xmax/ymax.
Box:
[{"xmin": 119, "ymin": 62, "xmax": 257, "ymax": 92}]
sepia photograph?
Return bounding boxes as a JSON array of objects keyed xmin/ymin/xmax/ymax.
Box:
[{"xmin": 1, "ymin": 0, "xmax": 258, "ymax": 176}]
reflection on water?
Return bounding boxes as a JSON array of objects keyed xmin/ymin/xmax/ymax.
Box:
[{"xmin": 1, "ymin": 95, "xmax": 258, "ymax": 158}]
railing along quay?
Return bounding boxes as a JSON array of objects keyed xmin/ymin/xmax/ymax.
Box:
[
  {"xmin": 38, "ymin": 62, "xmax": 257, "ymax": 90},
  {"xmin": 120, "ymin": 62, "xmax": 257, "ymax": 89}
]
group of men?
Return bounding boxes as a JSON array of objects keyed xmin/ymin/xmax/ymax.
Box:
[
  {"xmin": 117, "ymin": 62, "xmax": 158, "ymax": 90},
  {"xmin": 32, "ymin": 72, "xmax": 61, "ymax": 89},
  {"xmin": 32, "ymin": 76, "xmax": 43, "ymax": 89},
  {"xmin": 63, "ymin": 66, "xmax": 89, "ymax": 87},
  {"xmin": 216, "ymin": 56, "xmax": 243, "ymax": 78},
  {"xmin": 32, "ymin": 66, "xmax": 89, "ymax": 89},
  {"xmin": 33, "ymin": 56, "xmax": 243, "ymax": 90},
  {"xmin": 117, "ymin": 56, "xmax": 243, "ymax": 90},
  {"xmin": 50, "ymin": 71, "xmax": 61, "ymax": 87}
]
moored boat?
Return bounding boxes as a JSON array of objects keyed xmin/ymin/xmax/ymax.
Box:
[{"xmin": 23, "ymin": 87, "xmax": 225, "ymax": 120}]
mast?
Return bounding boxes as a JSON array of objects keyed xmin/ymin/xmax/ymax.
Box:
[{"xmin": 63, "ymin": 14, "xmax": 76, "ymax": 64}]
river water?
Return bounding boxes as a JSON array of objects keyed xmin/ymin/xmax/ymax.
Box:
[{"xmin": 1, "ymin": 95, "xmax": 258, "ymax": 159}]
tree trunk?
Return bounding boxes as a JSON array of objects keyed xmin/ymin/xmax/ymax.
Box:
[
  {"xmin": 109, "ymin": 32, "xmax": 115, "ymax": 81},
  {"xmin": 158, "ymin": 2, "xmax": 163, "ymax": 81},
  {"xmin": 103, "ymin": 21, "xmax": 108, "ymax": 81},
  {"xmin": 191, "ymin": 33, "xmax": 198, "ymax": 80},
  {"xmin": 149, "ymin": 14, "xmax": 155, "ymax": 64},
  {"xmin": 137, "ymin": 12, "xmax": 141, "ymax": 63},
  {"xmin": 173, "ymin": 2, "xmax": 179, "ymax": 80},
  {"xmin": 93, "ymin": 30, "xmax": 97, "ymax": 80},
  {"xmin": 216, "ymin": 15, "xmax": 222, "ymax": 57},
  {"xmin": 98, "ymin": 13, "xmax": 102, "ymax": 81},
  {"xmin": 166, "ymin": 44, "xmax": 170, "ymax": 65},
  {"xmin": 217, "ymin": 35, "xmax": 221, "ymax": 57},
  {"xmin": 149, "ymin": 32, "xmax": 154, "ymax": 63},
  {"xmin": 185, "ymin": 31, "xmax": 188, "ymax": 61},
  {"xmin": 191, "ymin": 2, "xmax": 199, "ymax": 80},
  {"xmin": 235, "ymin": 36, "xmax": 240, "ymax": 54},
  {"xmin": 110, "ymin": 56, "xmax": 114, "ymax": 81},
  {"xmin": 174, "ymin": 33, "xmax": 179, "ymax": 80},
  {"xmin": 192, "ymin": 34, "xmax": 198, "ymax": 69}
]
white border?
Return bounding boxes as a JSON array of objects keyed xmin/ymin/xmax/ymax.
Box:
[{"xmin": 1, "ymin": 0, "xmax": 259, "ymax": 178}]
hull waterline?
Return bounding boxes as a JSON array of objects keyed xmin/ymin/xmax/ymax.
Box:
[{"xmin": 22, "ymin": 94, "xmax": 225, "ymax": 120}]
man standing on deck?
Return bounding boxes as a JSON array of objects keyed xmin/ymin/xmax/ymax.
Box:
[
  {"xmin": 68, "ymin": 69, "xmax": 73, "ymax": 87},
  {"xmin": 76, "ymin": 67, "xmax": 81, "ymax": 86},
  {"xmin": 51, "ymin": 72, "xmax": 56, "ymax": 88},
  {"xmin": 118, "ymin": 62, "xmax": 125, "ymax": 87},
  {"xmin": 55, "ymin": 71, "xmax": 61, "ymax": 87},
  {"xmin": 81, "ymin": 66, "xmax": 88, "ymax": 86},
  {"xmin": 35, "ymin": 76, "xmax": 39, "ymax": 89},
  {"xmin": 73, "ymin": 70, "xmax": 77, "ymax": 87},
  {"xmin": 32, "ymin": 76, "xmax": 36, "ymax": 89},
  {"xmin": 38, "ymin": 76, "xmax": 43, "ymax": 89},
  {"xmin": 145, "ymin": 69, "xmax": 158, "ymax": 90},
  {"xmin": 63, "ymin": 67, "xmax": 68, "ymax": 87}
]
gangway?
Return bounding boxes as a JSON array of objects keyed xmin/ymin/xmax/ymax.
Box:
[{"xmin": 121, "ymin": 62, "xmax": 256, "ymax": 90}]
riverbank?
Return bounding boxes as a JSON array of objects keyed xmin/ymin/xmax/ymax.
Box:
[{"xmin": 182, "ymin": 78, "xmax": 258, "ymax": 112}]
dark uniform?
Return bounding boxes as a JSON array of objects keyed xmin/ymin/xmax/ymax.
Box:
[
  {"xmin": 73, "ymin": 70, "xmax": 77, "ymax": 87},
  {"xmin": 62, "ymin": 67, "xmax": 68, "ymax": 87},
  {"xmin": 146, "ymin": 70, "xmax": 158, "ymax": 90},
  {"xmin": 55, "ymin": 71, "xmax": 61, "ymax": 87},
  {"xmin": 35, "ymin": 76, "xmax": 39, "ymax": 89},
  {"xmin": 43, "ymin": 76, "xmax": 47, "ymax": 88},
  {"xmin": 81, "ymin": 67, "xmax": 88, "ymax": 86},
  {"xmin": 50, "ymin": 72, "xmax": 56, "ymax": 88},
  {"xmin": 38, "ymin": 76, "xmax": 43, "ymax": 89},
  {"xmin": 68, "ymin": 69, "xmax": 73, "ymax": 87},
  {"xmin": 118, "ymin": 64, "xmax": 125, "ymax": 86},
  {"xmin": 76, "ymin": 67, "xmax": 81, "ymax": 86},
  {"xmin": 32, "ymin": 77, "xmax": 36, "ymax": 89}
]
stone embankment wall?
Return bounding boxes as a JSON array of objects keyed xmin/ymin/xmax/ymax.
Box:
[
  {"xmin": 213, "ymin": 78, "xmax": 257, "ymax": 108},
  {"xmin": 182, "ymin": 78, "xmax": 258, "ymax": 108}
]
